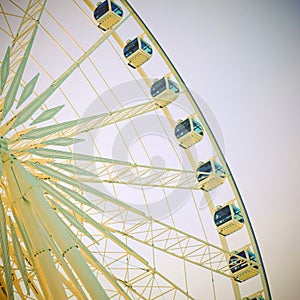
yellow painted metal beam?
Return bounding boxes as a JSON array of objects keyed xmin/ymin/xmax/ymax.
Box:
[{"xmin": 2, "ymin": 148, "xmax": 110, "ymax": 300}]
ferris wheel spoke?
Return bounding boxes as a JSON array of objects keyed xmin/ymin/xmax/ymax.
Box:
[
  {"xmin": 0, "ymin": 47, "xmax": 10, "ymax": 96},
  {"xmin": 0, "ymin": 2, "xmax": 45, "ymax": 122},
  {"xmin": 82, "ymin": 160, "xmax": 198, "ymax": 190},
  {"xmin": 42, "ymin": 186, "xmax": 172, "ymax": 299},
  {"xmin": 58, "ymin": 227, "xmax": 132, "ymax": 299},
  {"xmin": 0, "ymin": 198, "xmax": 14, "ymax": 299},
  {"xmin": 0, "ymin": 4, "xmax": 14, "ymax": 39},
  {"xmin": 9, "ymin": 219, "xmax": 31, "ymax": 295},
  {"xmin": 42, "ymin": 226, "xmax": 102, "ymax": 300},
  {"xmin": 39, "ymin": 179, "xmax": 194, "ymax": 299},
  {"xmin": 18, "ymin": 220, "xmax": 100, "ymax": 300},
  {"xmin": 26, "ymin": 161, "xmax": 141, "ymax": 214},
  {"xmin": 12, "ymin": 203, "xmax": 93, "ymax": 300},
  {"xmin": 10, "ymin": 145, "xmax": 255, "ymax": 295},
  {"xmin": 21, "ymin": 148, "xmax": 199, "ymax": 190},
  {"xmin": 25, "ymin": 159, "xmax": 250, "ymax": 279},
  {"xmin": 22, "ymin": 157, "xmax": 234, "ymax": 272},
  {"xmin": 43, "ymin": 178, "xmax": 257, "ymax": 284},
  {"xmin": 0, "ymin": 13, "xmax": 131, "ymax": 135},
  {"xmin": 0, "ymin": 0, "xmax": 45, "ymax": 93},
  {"xmin": 38, "ymin": 170, "xmax": 253, "ymax": 279},
  {"xmin": 80, "ymin": 169, "xmax": 198, "ymax": 190},
  {"xmin": 9, "ymin": 99, "xmax": 160, "ymax": 144},
  {"xmin": 10, "ymin": 219, "xmax": 49, "ymax": 299},
  {"xmin": 74, "ymin": 231, "xmax": 194, "ymax": 300},
  {"xmin": 107, "ymin": 218, "xmax": 232, "ymax": 277},
  {"xmin": 11, "ymin": 0, "xmax": 45, "ymax": 48},
  {"xmin": 83, "ymin": 196, "xmax": 259, "ymax": 278}
]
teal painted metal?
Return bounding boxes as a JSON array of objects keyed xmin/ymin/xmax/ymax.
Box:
[
  {"xmin": 0, "ymin": 142, "xmax": 2, "ymax": 176},
  {"xmin": 50, "ymin": 162, "xmax": 97, "ymax": 177},
  {"xmin": 47, "ymin": 197, "xmax": 97, "ymax": 242},
  {"xmin": 24, "ymin": 147, "xmax": 129, "ymax": 165},
  {"xmin": 18, "ymin": 100, "xmax": 158, "ymax": 141},
  {"xmin": 10, "ymin": 219, "xmax": 30, "ymax": 295},
  {"xmin": 25, "ymin": 147, "xmax": 101, "ymax": 161},
  {"xmin": 17, "ymin": 73, "xmax": 40, "ymax": 108},
  {"xmin": 33, "ymin": 162, "xmax": 142, "ymax": 213},
  {"xmin": 0, "ymin": 47, "xmax": 10, "ymax": 95},
  {"xmin": 30, "ymin": 105, "xmax": 64, "ymax": 125},
  {"xmin": 53, "ymin": 181, "xmax": 99, "ymax": 209},
  {"xmin": 11, "ymin": 14, "xmax": 131, "ymax": 130},
  {"xmin": 41, "ymin": 137, "xmax": 84, "ymax": 146},
  {"xmin": 19, "ymin": 118, "xmax": 89, "ymax": 140},
  {"xmin": 0, "ymin": 197, "xmax": 14, "ymax": 299},
  {"xmin": 42, "ymin": 182, "xmax": 148, "ymax": 268},
  {"xmin": 40, "ymin": 181, "xmax": 100, "ymax": 216},
  {"xmin": 1, "ymin": 2, "xmax": 46, "ymax": 121}
]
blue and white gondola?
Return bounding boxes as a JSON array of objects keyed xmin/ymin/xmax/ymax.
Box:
[
  {"xmin": 175, "ymin": 117, "xmax": 204, "ymax": 149},
  {"xmin": 229, "ymin": 249, "xmax": 259, "ymax": 282},
  {"xmin": 242, "ymin": 295, "xmax": 264, "ymax": 300},
  {"xmin": 214, "ymin": 204, "xmax": 244, "ymax": 236},
  {"xmin": 123, "ymin": 37, "xmax": 152, "ymax": 68},
  {"xmin": 94, "ymin": 1, "xmax": 123, "ymax": 31},
  {"xmin": 196, "ymin": 160, "xmax": 226, "ymax": 191},
  {"xmin": 150, "ymin": 77, "xmax": 180, "ymax": 107}
]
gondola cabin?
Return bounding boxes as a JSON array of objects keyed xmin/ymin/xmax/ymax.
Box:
[
  {"xmin": 123, "ymin": 37, "xmax": 153, "ymax": 68},
  {"xmin": 94, "ymin": 1, "xmax": 123, "ymax": 31},
  {"xmin": 175, "ymin": 117, "xmax": 204, "ymax": 149},
  {"xmin": 229, "ymin": 249, "xmax": 259, "ymax": 282},
  {"xmin": 196, "ymin": 160, "xmax": 226, "ymax": 191},
  {"xmin": 242, "ymin": 296, "xmax": 264, "ymax": 300},
  {"xmin": 214, "ymin": 204, "xmax": 244, "ymax": 236},
  {"xmin": 150, "ymin": 77, "xmax": 180, "ymax": 107}
]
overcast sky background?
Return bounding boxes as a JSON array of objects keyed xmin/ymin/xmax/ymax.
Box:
[{"xmin": 130, "ymin": 1, "xmax": 300, "ymax": 299}]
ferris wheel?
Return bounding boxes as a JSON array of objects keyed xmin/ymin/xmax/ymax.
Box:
[{"xmin": 0, "ymin": 1, "xmax": 271, "ymax": 299}]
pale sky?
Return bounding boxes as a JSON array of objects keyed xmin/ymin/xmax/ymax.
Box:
[{"xmin": 130, "ymin": 0, "xmax": 300, "ymax": 298}]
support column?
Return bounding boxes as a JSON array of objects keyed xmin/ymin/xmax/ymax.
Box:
[
  {"xmin": 3, "ymin": 149, "xmax": 109, "ymax": 300},
  {"xmin": 2, "ymin": 152, "xmax": 68, "ymax": 300}
]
